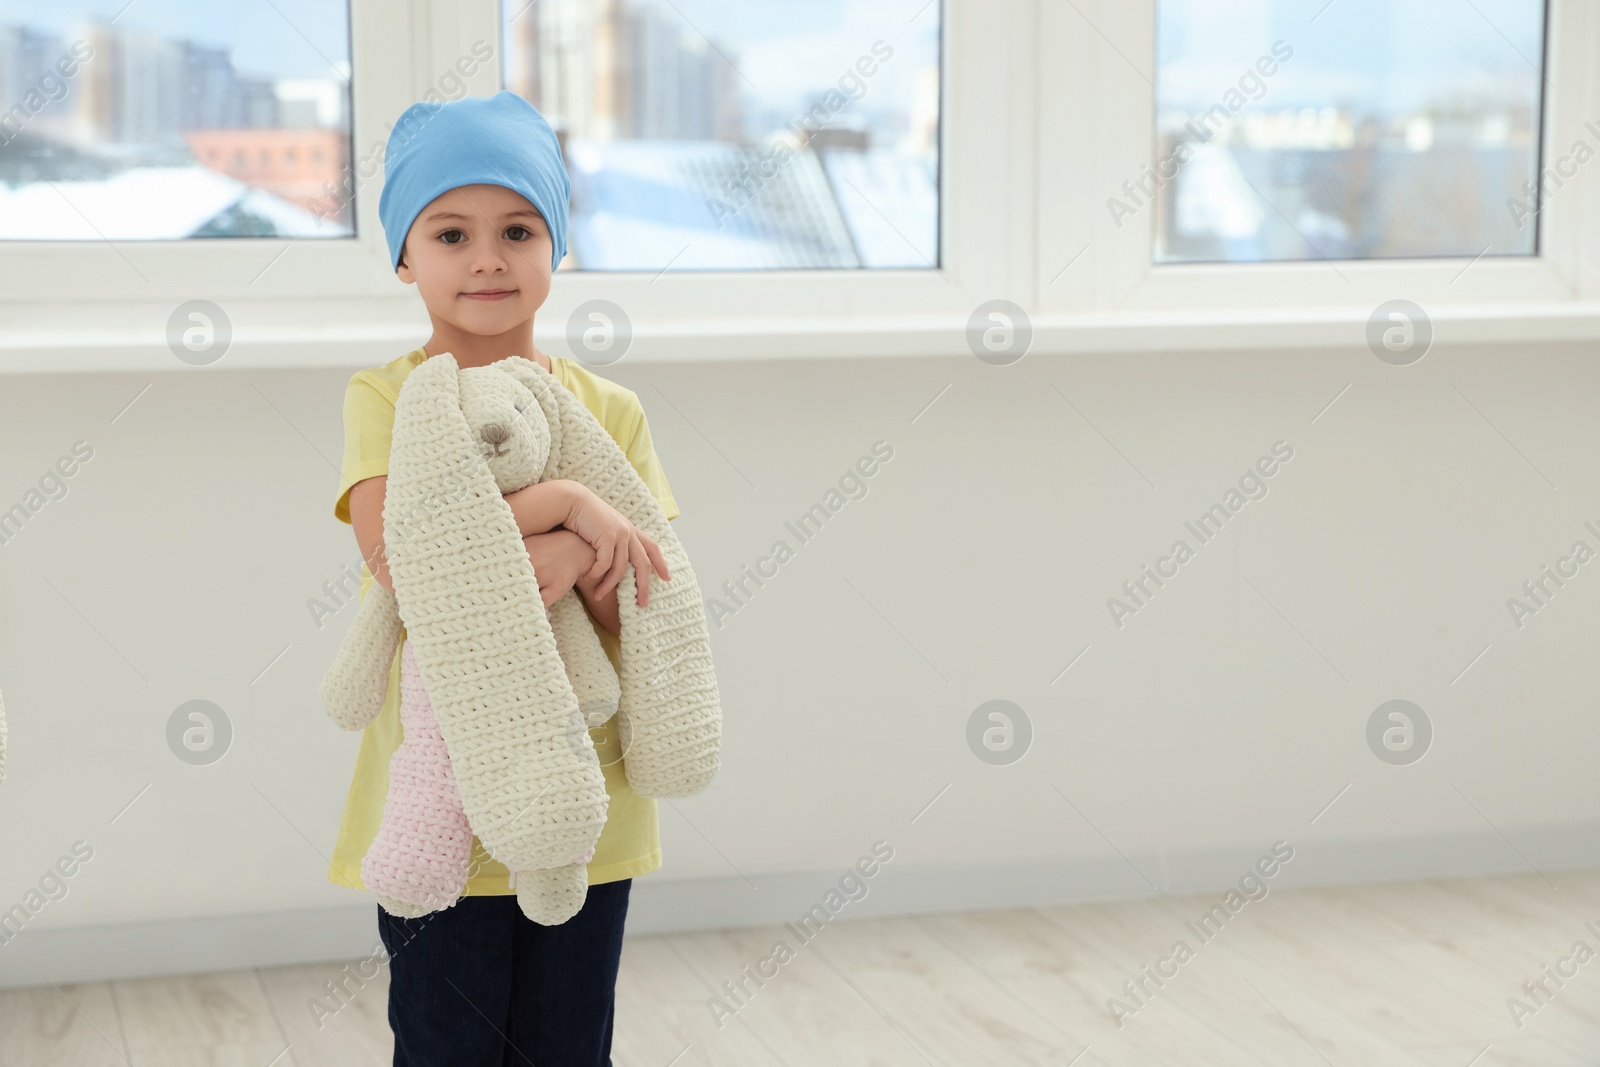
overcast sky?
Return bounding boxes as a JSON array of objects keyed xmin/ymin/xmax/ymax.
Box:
[
  {"xmin": 1158, "ymin": 0, "xmax": 1544, "ymax": 115},
  {"xmin": 7, "ymin": 0, "xmax": 938, "ymax": 113},
  {"xmin": 7, "ymin": 0, "xmax": 1542, "ymax": 121}
]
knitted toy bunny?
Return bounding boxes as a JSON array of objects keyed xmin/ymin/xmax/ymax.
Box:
[
  {"xmin": 332, "ymin": 586, "xmax": 614, "ymax": 922},
  {"xmin": 322, "ymin": 354, "xmax": 721, "ymax": 925}
]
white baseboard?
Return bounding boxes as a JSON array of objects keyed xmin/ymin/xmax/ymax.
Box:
[{"xmin": 3, "ymin": 822, "xmax": 1596, "ymax": 990}]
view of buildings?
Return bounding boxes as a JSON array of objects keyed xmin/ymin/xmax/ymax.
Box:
[
  {"xmin": 13, "ymin": 0, "xmax": 1548, "ymax": 268},
  {"xmin": 504, "ymin": 0, "xmax": 941, "ymax": 269},
  {"xmin": 0, "ymin": 14, "xmax": 351, "ymax": 238},
  {"xmin": 1152, "ymin": 0, "xmax": 1545, "ymax": 263},
  {"xmin": 508, "ymin": 0, "xmax": 744, "ymax": 143},
  {"xmin": 0, "ymin": 0, "xmax": 942, "ymax": 270}
]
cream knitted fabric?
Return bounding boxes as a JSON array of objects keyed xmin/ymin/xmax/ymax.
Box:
[
  {"xmin": 494, "ymin": 357, "xmax": 722, "ymax": 799},
  {"xmin": 321, "ymin": 581, "xmax": 617, "ymax": 735},
  {"xmin": 321, "ymin": 582, "xmax": 405, "ymax": 733},
  {"xmin": 321, "ymin": 353, "xmax": 720, "ymax": 925},
  {"xmin": 376, "ymin": 356, "xmax": 606, "ymax": 923},
  {"xmin": 328, "ymin": 590, "xmax": 614, "ymax": 924},
  {"xmin": 362, "ymin": 640, "xmax": 475, "ymax": 917},
  {"xmin": 0, "ymin": 688, "xmax": 6, "ymax": 785}
]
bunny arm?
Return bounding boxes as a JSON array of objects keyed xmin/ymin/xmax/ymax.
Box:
[{"xmin": 319, "ymin": 580, "xmax": 404, "ymax": 732}]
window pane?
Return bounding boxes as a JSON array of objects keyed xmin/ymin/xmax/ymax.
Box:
[
  {"xmin": 0, "ymin": 2, "xmax": 352, "ymax": 240},
  {"xmin": 503, "ymin": 0, "xmax": 941, "ymax": 271},
  {"xmin": 1152, "ymin": 0, "xmax": 1545, "ymax": 263}
]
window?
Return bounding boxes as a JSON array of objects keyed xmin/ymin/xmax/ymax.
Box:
[
  {"xmin": 0, "ymin": 0, "xmax": 354, "ymax": 241},
  {"xmin": 500, "ymin": 0, "xmax": 942, "ymax": 271},
  {"xmin": 7, "ymin": 0, "xmax": 1591, "ymax": 363},
  {"xmin": 1152, "ymin": 0, "xmax": 1546, "ymax": 263}
]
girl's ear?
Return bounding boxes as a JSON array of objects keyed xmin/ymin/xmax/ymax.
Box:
[{"xmin": 395, "ymin": 239, "xmax": 414, "ymax": 283}]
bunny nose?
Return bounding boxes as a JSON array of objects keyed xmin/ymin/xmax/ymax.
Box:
[{"xmin": 481, "ymin": 423, "xmax": 510, "ymax": 445}]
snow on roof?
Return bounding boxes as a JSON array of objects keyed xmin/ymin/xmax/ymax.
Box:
[
  {"xmin": 0, "ymin": 165, "xmax": 334, "ymax": 240},
  {"xmin": 566, "ymin": 138, "xmax": 860, "ymax": 270},
  {"xmin": 819, "ymin": 148, "xmax": 939, "ymax": 268}
]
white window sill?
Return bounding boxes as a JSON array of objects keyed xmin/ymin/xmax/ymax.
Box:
[{"xmin": 1, "ymin": 302, "xmax": 1596, "ymax": 374}]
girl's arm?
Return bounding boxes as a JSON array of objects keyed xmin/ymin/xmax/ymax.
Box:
[
  {"xmin": 352, "ymin": 475, "xmax": 631, "ymax": 636},
  {"xmin": 350, "ymin": 476, "xmax": 582, "ymax": 598},
  {"xmin": 575, "ymin": 569, "xmax": 621, "ymax": 636},
  {"xmin": 571, "ymin": 516, "xmax": 681, "ymax": 637},
  {"xmin": 348, "ymin": 476, "xmax": 394, "ymax": 594},
  {"xmin": 508, "ymin": 482, "xmax": 626, "ymax": 631},
  {"xmin": 521, "ymin": 482, "xmax": 641, "ymax": 635},
  {"xmin": 504, "ymin": 480, "xmax": 578, "ymax": 537}
]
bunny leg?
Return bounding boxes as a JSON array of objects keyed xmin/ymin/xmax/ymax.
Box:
[
  {"xmin": 362, "ymin": 642, "xmax": 474, "ymax": 915},
  {"xmin": 513, "ymin": 862, "xmax": 591, "ymax": 926},
  {"xmin": 549, "ymin": 591, "xmax": 619, "ymax": 727}
]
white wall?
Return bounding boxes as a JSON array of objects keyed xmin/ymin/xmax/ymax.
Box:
[{"xmin": 1, "ymin": 341, "xmax": 1596, "ymax": 986}]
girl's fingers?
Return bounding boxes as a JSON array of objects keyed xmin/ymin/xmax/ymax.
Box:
[
  {"xmin": 645, "ymin": 537, "xmax": 670, "ymax": 582},
  {"xmin": 585, "ymin": 537, "xmax": 616, "ymax": 584},
  {"xmin": 595, "ymin": 540, "xmax": 626, "ymax": 599},
  {"xmin": 573, "ymin": 520, "xmax": 671, "ymax": 607},
  {"xmin": 607, "ymin": 547, "xmax": 629, "ymax": 599},
  {"xmin": 632, "ymin": 539, "xmax": 651, "ymax": 606}
]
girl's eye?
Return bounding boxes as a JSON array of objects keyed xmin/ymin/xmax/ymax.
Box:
[
  {"xmin": 505, "ymin": 225, "xmax": 531, "ymax": 241},
  {"xmin": 439, "ymin": 229, "xmax": 466, "ymax": 245}
]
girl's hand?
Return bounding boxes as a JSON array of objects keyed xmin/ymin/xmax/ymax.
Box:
[
  {"xmin": 562, "ymin": 483, "xmax": 671, "ymax": 606},
  {"xmin": 523, "ymin": 530, "xmax": 595, "ymax": 608}
]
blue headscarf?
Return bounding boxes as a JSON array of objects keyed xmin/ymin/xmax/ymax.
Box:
[{"xmin": 378, "ymin": 90, "xmax": 570, "ymax": 273}]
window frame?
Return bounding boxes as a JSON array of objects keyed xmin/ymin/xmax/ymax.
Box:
[
  {"xmin": 0, "ymin": 0, "xmax": 1033, "ymax": 370},
  {"xmin": 0, "ymin": 0, "xmax": 409, "ymax": 300},
  {"xmin": 2, "ymin": 0, "xmax": 1595, "ymax": 371},
  {"xmin": 1033, "ymin": 0, "xmax": 1595, "ymax": 334}
]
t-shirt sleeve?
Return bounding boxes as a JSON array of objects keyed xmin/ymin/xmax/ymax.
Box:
[
  {"xmin": 334, "ymin": 375, "xmax": 398, "ymax": 525},
  {"xmin": 620, "ymin": 402, "xmax": 681, "ymax": 521}
]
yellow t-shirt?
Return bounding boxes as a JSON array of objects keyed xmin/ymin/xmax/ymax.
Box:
[{"xmin": 329, "ymin": 348, "xmax": 681, "ymax": 892}]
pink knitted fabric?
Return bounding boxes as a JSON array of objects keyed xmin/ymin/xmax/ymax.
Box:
[{"xmin": 362, "ymin": 640, "xmax": 475, "ymax": 912}]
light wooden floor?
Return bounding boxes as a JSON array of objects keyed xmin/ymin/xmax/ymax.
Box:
[{"xmin": 5, "ymin": 870, "xmax": 1600, "ymax": 1066}]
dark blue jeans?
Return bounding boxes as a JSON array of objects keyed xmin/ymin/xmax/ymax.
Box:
[{"xmin": 376, "ymin": 879, "xmax": 632, "ymax": 1067}]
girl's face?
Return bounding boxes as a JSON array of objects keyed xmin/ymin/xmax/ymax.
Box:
[{"xmin": 395, "ymin": 183, "xmax": 555, "ymax": 336}]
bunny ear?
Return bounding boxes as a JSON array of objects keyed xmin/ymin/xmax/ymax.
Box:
[
  {"xmin": 538, "ymin": 381, "xmax": 722, "ymax": 798},
  {"xmin": 384, "ymin": 352, "xmax": 609, "ymax": 872},
  {"xmin": 485, "ymin": 354, "xmax": 721, "ymax": 798},
  {"xmin": 383, "ymin": 353, "xmax": 472, "ymax": 554}
]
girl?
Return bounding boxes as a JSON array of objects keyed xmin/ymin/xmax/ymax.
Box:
[{"xmin": 331, "ymin": 91, "xmax": 678, "ymax": 1066}]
